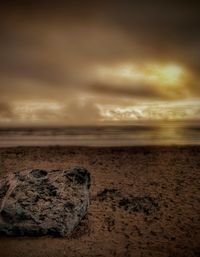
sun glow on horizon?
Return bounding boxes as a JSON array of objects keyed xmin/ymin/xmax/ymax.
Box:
[
  {"xmin": 145, "ymin": 63, "xmax": 185, "ymax": 87},
  {"xmin": 99, "ymin": 99, "xmax": 200, "ymax": 121},
  {"xmin": 95, "ymin": 62, "xmax": 187, "ymax": 88}
]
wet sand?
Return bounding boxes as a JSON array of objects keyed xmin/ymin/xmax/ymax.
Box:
[{"xmin": 0, "ymin": 146, "xmax": 200, "ymax": 257}]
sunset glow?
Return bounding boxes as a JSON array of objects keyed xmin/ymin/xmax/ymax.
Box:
[
  {"xmin": 95, "ymin": 63, "xmax": 186, "ymax": 88},
  {"xmin": 0, "ymin": 1, "xmax": 199, "ymax": 126},
  {"xmin": 99, "ymin": 99, "xmax": 200, "ymax": 121}
]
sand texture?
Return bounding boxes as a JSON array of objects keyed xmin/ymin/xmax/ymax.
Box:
[{"xmin": 0, "ymin": 146, "xmax": 199, "ymax": 257}]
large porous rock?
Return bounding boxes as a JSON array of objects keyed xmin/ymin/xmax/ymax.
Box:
[{"xmin": 0, "ymin": 167, "xmax": 90, "ymax": 237}]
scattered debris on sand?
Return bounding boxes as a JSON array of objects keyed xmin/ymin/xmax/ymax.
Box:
[{"xmin": 96, "ymin": 188, "xmax": 159, "ymax": 215}]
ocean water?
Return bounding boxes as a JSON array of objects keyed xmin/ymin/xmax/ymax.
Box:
[{"xmin": 0, "ymin": 121, "xmax": 199, "ymax": 147}]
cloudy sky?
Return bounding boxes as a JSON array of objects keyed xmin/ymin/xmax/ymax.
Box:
[{"xmin": 0, "ymin": 0, "xmax": 200, "ymax": 126}]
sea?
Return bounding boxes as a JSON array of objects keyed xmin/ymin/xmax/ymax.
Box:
[{"xmin": 0, "ymin": 121, "xmax": 199, "ymax": 147}]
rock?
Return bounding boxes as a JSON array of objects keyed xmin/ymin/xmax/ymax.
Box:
[{"xmin": 0, "ymin": 167, "xmax": 90, "ymax": 237}]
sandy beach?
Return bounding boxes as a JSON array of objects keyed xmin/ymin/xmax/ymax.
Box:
[
  {"xmin": 0, "ymin": 145, "xmax": 199, "ymax": 257},
  {"xmin": 1, "ymin": 1, "xmax": 200, "ymax": 256}
]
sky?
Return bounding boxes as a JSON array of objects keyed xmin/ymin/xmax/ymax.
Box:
[{"xmin": 0, "ymin": 0, "xmax": 200, "ymax": 126}]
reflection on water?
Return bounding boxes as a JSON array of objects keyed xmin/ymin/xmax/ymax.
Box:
[{"xmin": 0, "ymin": 121, "xmax": 199, "ymax": 147}]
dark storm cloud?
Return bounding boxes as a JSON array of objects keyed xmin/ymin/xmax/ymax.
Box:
[
  {"xmin": 0, "ymin": 0, "xmax": 200, "ymax": 124},
  {"xmin": 90, "ymin": 83, "xmax": 167, "ymax": 99},
  {"xmin": 0, "ymin": 0, "xmax": 200, "ymax": 85}
]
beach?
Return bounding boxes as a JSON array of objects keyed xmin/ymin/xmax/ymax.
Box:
[
  {"xmin": 1, "ymin": 1, "xmax": 200, "ymax": 256},
  {"xmin": 0, "ymin": 145, "xmax": 199, "ymax": 257}
]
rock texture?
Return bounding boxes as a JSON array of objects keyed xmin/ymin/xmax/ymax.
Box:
[{"xmin": 0, "ymin": 167, "xmax": 90, "ymax": 237}]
